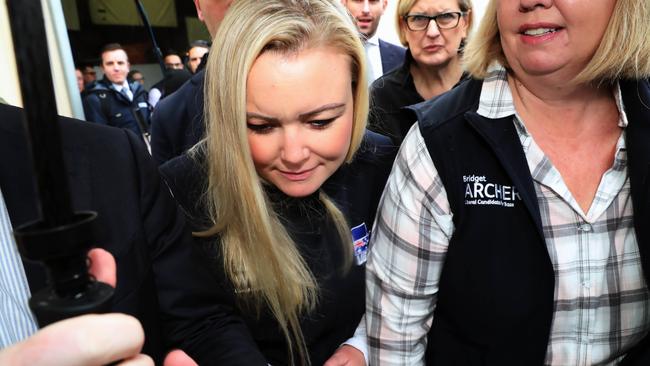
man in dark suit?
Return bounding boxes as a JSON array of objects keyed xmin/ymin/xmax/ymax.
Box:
[
  {"xmin": 342, "ymin": 0, "xmax": 405, "ymax": 85},
  {"xmin": 150, "ymin": 0, "xmax": 235, "ymax": 166},
  {"xmin": 0, "ymin": 103, "xmax": 260, "ymax": 364}
]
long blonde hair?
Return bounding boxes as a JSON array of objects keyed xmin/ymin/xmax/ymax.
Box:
[
  {"xmin": 463, "ymin": 0, "xmax": 650, "ymax": 82},
  {"xmin": 198, "ymin": 0, "xmax": 367, "ymax": 364}
]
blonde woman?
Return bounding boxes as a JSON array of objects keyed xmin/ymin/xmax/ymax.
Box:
[
  {"xmin": 160, "ymin": 0, "xmax": 396, "ymax": 364},
  {"xmin": 368, "ymin": 0, "xmax": 472, "ymax": 144},
  {"xmin": 367, "ymin": 0, "xmax": 650, "ymax": 364}
]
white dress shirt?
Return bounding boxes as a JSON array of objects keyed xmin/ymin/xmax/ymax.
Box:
[
  {"xmin": 0, "ymin": 189, "xmax": 38, "ymax": 349},
  {"xmin": 364, "ymin": 34, "xmax": 383, "ymax": 86}
]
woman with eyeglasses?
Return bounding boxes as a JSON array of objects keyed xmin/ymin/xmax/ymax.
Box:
[
  {"xmin": 367, "ymin": 0, "xmax": 650, "ymax": 364},
  {"xmin": 367, "ymin": 0, "xmax": 472, "ymax": 144}
]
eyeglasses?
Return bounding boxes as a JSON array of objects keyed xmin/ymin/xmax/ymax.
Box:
[{"xmin": 403, "ymin": 12, "xmax": 466, "ymax": 31}]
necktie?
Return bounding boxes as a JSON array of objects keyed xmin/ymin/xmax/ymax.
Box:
[{"xmin": 120, "ymin": 86, "xmax": 132, "ymax": 101}]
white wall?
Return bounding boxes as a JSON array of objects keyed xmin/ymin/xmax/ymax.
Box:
[
  {"xmin": 0, "ymin": 1, "xmax": 21, "ymax": 106},
  {"xmin": 376, "ymin": 0, "xmax": 489, "ymax": 45},
  {"xmin": 0, "ymin": 0, "xmax": 82, "ymax": 119}
]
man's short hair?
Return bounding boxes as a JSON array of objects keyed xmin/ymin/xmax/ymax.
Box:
[
  {"xmin": 164, "ymin": 49, "xmax": 182, "ymax": 58},
  {"xmin": 100, "ymin": 43, "xmax": 126, "ymax": 55},
  {"xmin": 189, "ymin": 40, "xmax": 210, "ymax": 49}
]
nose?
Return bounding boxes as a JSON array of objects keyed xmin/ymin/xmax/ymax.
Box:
[
  {"xmin": 362, "ymin": 0, "xmax": 370, "ymax": 14},
  {"xmin": 280, "ymin": 129, "xmax": 310, "ymax": 166},
  {"xmin": 425, "ymin": 19, "xmax": 441, "ymax": 37},
  {"xmin": 518, "ymin": 0, "xmax": 552, "ymax": 12}
]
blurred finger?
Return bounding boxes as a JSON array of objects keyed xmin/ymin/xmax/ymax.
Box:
[
  {"xmin": 164, "ymin": 349, "xmax": 198, "ymax": 366},
  {"xmin": 13, "ymin": 314, "xmax": 144, "ymax": 366},
  {"xmin": 88, "ymin": 248, "xmax": 117, "ymax": 287},
  {"xmin": 116, "ymin": 353, "xmax": 154, "ymax": 366}
]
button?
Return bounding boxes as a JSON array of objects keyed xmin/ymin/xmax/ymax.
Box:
[{"xmin": 578, "ymin": 223, "xmax": 592, "ymax": 232}]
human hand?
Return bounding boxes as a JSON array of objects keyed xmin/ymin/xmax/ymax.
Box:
[
  {"xmin": 0, "ymin": 248, "xmax": 152, "ymax": 365},
  {"xmin": 164, "ymin": 349, "xmax": 199, "ymax": 366},
  {"xmin": 0, "ymin": 313, "xmax": 151, "ymax": 366},
  {"xmin": 323, "ymin": 345, "xmax": 366, "ymax": 366}
]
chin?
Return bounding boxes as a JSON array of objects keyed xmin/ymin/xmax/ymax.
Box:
[
  {"xmin": 416, "ymin": 54, "xmax": 454, "ymax": 68},
  {"xmin": 278, "ymin": 185, "xmax": 319, "ymax": 198},
  {"xmin": 517, "ymin": 60, "xmax": 566, "ymax": 77}
]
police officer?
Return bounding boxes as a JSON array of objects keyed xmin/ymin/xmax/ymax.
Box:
[{"xmin": 82, "ymin": 43, "xmax": 150, "ymax": 139}]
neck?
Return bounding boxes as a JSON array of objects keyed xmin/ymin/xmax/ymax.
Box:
[
  {"xmin": 410, "ymin": 56, "xmax": 463, "ymax": 100},
  {"xmin": 507, "ymin": 72, "xmax": 618, "ymax": 135}
]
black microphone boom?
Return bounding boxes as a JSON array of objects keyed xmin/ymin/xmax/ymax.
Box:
[{"xmin": 134, "ymin": 0, "xmax": 167, "ymax": 75}]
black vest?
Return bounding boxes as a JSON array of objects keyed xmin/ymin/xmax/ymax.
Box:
[{"xmin": 409, "ymin": 78, "xmax": 650, "ymax": 365}]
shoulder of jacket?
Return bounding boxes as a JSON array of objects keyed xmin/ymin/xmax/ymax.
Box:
[
  {"xmin": 379, "ymin": 38, "xmax": 405, "ymax": 51},
  {"xmin": 410, "ymin": 78, "xmax": 482, "ymax": 131},
  {"xmin": 159, "ymin": 148, "xmax": 211, "ymax": 231},
  {"xmin": 84, "ymin": 82, "xmax": 113, "ymax": 97}
]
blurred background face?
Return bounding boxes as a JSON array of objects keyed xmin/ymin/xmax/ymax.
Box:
[
  {"xmin": 245, "ymin": 47, "xmax": 354, "ymax": 198},
  {"xmin": 188, "ymin": 46, "xmax": 209, "ymax": 73},
  {"xmin": 497, "ymin": 0, "xmax": 616, "ymax": 79},
  {"xmin": 164, "ymin": 54, "xmax": 184, "ymax": 70},
  {"xmin": 402, "ymin": 0, "xmax": 468, "ymax": 67},
  {"xmin": 343, "ymin": 0, "xmax": 388, "ymax": 39},
  {"xmin": 194, "ymin": 0, "xmax": 234, "ymax": 37},
  {"xmin": 131, "ymin": 72, "xmax": 145, "ymax": 85},
  {"xmin": 101, "ymin": 49, "xmax": 130, "ymax": 84},
  {"xmin": 82, "ymin": 66, "xmax": 96, "ymax": 84},
  {"xmin": 75, "ymin": 69, "xmax": 84, "ymax": 92}
]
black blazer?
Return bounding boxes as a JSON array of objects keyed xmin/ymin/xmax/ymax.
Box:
[
  {"xmin": 0, "ymin": 104, "xmax": 257, "ymax": 365},
  {"xmin": 378, "ymin": 39, "xmax": 406, "ymax": 75},
  {"xmin": 150, "ymin": 69, "xmax": 205, "ymax": 166}
]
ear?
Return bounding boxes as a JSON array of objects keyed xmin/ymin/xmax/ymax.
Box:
[
  {"xmin": 376, "ymin": 0, "xmax": 387, "ymax": 15},
  {"xmin": 461, "ymin": 9, "xmax": 472, "ymax": 38},
  {"xmin": 193, "ymin": 0, "xmax": 204, "ymax": 21}
]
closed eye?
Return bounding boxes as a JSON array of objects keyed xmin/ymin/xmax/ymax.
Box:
[
  {"xmin": 309, "ymin": 117, "xmax": 337, "ymax": 129},
  {"xmin": 247, "ymin": 122, "xmax": 275, "ymax": 134}
]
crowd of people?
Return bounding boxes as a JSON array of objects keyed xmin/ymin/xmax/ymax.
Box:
[
  {"xmin": 2, "ymin": 0, "xmax": 650, "ymax": 365},
  {"xmin": 74, "ymin": 39, "xmax": 210, "ymax": 142}
]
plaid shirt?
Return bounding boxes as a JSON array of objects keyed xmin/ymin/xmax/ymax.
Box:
[{"xmin": 366, "ymin": 65, "xmax": 650, "ymax": 365}]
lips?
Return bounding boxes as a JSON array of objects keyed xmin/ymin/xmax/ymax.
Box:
[
  {"xmin": 423, "ymin": 45, "xmax": 443, "ymax": 52},
  {"xmin": 356, "ymin": 17, "xmax": 373, "ymax": 27},
  {"xmin": 279, "ymin": 167, "xmax": 317, "ymax": 181},
  {"xmin": 522, "ymin": 28, "xmax": 557, "ymax": 36},
  {"xmin": 518, "ymin": 23, "xmax": 564, "ymax": 44},
  {"xmin": 518, "ymin": 23, "xmax": 563, "ymax": 36}
]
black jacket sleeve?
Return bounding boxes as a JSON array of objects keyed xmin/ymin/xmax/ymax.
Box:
[{"xmin": 123, "ymin": 130, "xmax": 267, "ymax": 365}]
